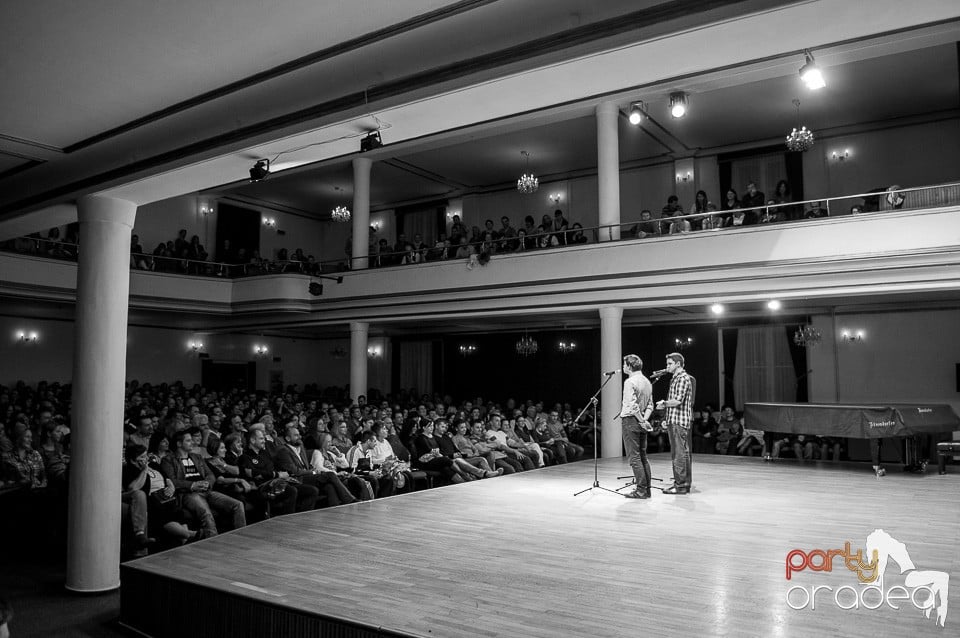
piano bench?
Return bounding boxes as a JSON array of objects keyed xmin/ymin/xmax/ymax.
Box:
[{"xmin": 937, "ymin": 442, "xmax": 960, "ymax": 475}]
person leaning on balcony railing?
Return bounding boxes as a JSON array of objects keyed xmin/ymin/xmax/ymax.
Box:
[{"xmin": 804, "ymin": 201, "xmax": 827, "ymax": 219}]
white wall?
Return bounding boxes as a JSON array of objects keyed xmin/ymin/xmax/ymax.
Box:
[
  {"xmin": 807, "ymin": 308, "xmax": 960, "ymax": 417},
  {"xmin": 0, "ymin": 315, "xmax": 393, "ymax": 395},
  {"xmin": 134, "ymin": 195, "xmax": 216, "ymax": 255},
  {"xmin": 803, "ymin": 118, "xmax": 960, "ymax": 202}
]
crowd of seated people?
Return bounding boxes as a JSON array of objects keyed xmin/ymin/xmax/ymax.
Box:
[
  {"xmin": 367, "ymin": 210, "xmax": 589, "ymax": 268},
  {"xmin": 131, "ymin": 228, "xmax": 210, "ymax": 274},
  {"xmin": 689, "ymin": 404, "xmax": 845, "ymax": 461},
  {"xmin": 1, "ymin": 379, "xmax": 594, "ymax": 558}
]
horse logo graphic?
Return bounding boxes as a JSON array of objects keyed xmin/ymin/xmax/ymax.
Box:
[{"xmin": 865, "ymin": 529, "xmax": 949, "ymax": 627}]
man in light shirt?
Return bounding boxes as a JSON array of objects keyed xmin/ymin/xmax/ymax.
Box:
[{"xmin": 620, "ymin": 354, "xmax": 654, "ymax": 499}]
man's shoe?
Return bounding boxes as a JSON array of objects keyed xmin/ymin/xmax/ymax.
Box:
[
  {"xmin": 662, "ymin": 485, "xmax": 690, "ymax": 495},
  {"xmin": 624, "ymin": 489, "xmax": 650, "ymax": 499},
  {"xmin": 133, "ymin": 532, "xmax": 156, "ymax": 549}
]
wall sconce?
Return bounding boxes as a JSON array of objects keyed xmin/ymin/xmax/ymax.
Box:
[
  {"xmin": 675, "ymin": 171, "xmax": 692, "ymax": 183},
  {"xmin": 459, "ymin": 344, "xmax": 477, "ymax": 356},
  {"xmin": 549, "ymin": 193, "xmax": 563, "ymax": 205},
  {"xmin": 557, "ymin": 340, "xmax": 577, "ymax": 355},
  {"xmin": 253, "ymin": 344, "xmax": 270, "ymax": 358},
  {"xmin": 370, "ymin": 221, "xmax": 381, "ymax": 232},
  {"xmin": 840, "ymin": 329, "xmax": 864, "ymax": 343},
  {"xmin": 367, "ymin": 344, "xmax": 383, "ymax": 359},
  {"xmin": 187, "ymin": 340, "xmax": 204, "ymax": 356},
  {"xmin": 674, "ymin": 337, "xmax": 693, "ymax": 351},
  {"xmin": 16, "ymin": 331, "xmax": 39, "ymax": 345},
  {"xmin": 198, "ymin": 201, "xmax": 215, "ymax": 216},
  {"xmin": 830, "ymin": 149, "xmax": 850, "ymax": 161},
  {"xmin": 447, "ymin": 210, "xmax": 460, "ymax": 219},
  {"xmin": 262, "ymin": 217, "xmax": 277, "ymax": 229}
]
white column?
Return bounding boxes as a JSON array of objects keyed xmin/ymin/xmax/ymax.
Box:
[
  {"xmin": 66, "ymin": 195, "xmax": 137, "ymax": 592},
  {"xmin": 351, "ymin": 157, "xmax": 372, "ymax": 270},
  {"xmin": 350, "ymin": 321, "xmax": 369, "ymax": 403},
  {"xmin": 596, "ymin": 101, "xmax": 621, "ymax": 242},
  {"xmin": 599, "ymin": 305, "xmax": 623, "ymax": 458}
]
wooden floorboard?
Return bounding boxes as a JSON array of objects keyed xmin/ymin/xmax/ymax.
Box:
[{"xmin": 122, "ymin": 455, "xmax": 960, "ymax": 637}]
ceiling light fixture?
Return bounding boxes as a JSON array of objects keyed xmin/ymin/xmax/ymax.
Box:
[
  {"xmin": 249, "ymin": 159, "xmax": 270, "ymax": 182},
  {"xmin": 669, "ymin": 92, "xmax": 688, "ymax": 118},
  {"xmin": 331, "ymin": 185, "xmax": 351, "ymax": 222},
  {"xmin": 360, "ymin": 131, "xmax": 383, "ymax": 152},
  {"xmin": 767, "ymin": 300, "xmax": 782, "ymax": 311},
  {"xmin": 799, "ymin": 50, "xmax": 826, "ymax": 90},
  {"xmin": 517, "ymin": 151, "xmax": 539, "ymax": 194},
  {"xmin": 710, "ymin": 303, "xmax": 725, "ymax": 315},
  {"xmin": 785, "ymin": 99, "xmax": 814, "ymax": 152},
  {"xmin": 628, "ymin": 101, "xmax": 647, "ymax": 125}
]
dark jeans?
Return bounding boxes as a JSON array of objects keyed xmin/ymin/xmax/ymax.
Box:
[
  {"xmin": 622, "ymin": 417, "xmax": 651, "ymax": 491},
  {"xmin": 666, "ymin": 423, "xmax": 692, "ymax": 489}
]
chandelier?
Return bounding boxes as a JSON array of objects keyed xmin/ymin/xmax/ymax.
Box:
[
  {"xmin": 515, "ymin": 332, "xmax": 538, "ymax": 356},
  {"xmin": 785, "ymin": 99, "xmax": 814, "ymax": 152},
  {"xmin": 331, "ymin": 205, "xmax": 351, "ymax": 222},
  {"xmin": 516, "ymin": 151, "xmax": 539, "ymax": 194},
  {"xmin": 557, "ymin": 340, "xmax": 577, "ymax": 354},
  {"xmin": 793, "ymin": 324, "xmax": 822, "ymax": 347}
]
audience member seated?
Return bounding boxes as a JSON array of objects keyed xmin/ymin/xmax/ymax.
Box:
[
  {"xmin": 714, "ymin": 406, "xmax": 742, "ymax": 454},
  {"xmin": 736, "ymin": 418, "xmax": 764, "ymax": 456},
  {"xmin": 273, "ymin": 424, "xmax": 355, "ymax": 506},
  {"xmin": 804, "ymin": 201, "xmax": 828, "ymax": 219},
  {"xmin": 688, "ymin": 190, "xmax": 712, "ymax": 231},
  {"xmin": 692, "ymin": 409, "xmax": 718, "ymax": 454},
  {"xmin": 161, "ymin": 430, "xmax": 246, "ymax": 537},
  {"xmin": 660, "ymin": 196, "xmax": 683, "ymax": 235}
]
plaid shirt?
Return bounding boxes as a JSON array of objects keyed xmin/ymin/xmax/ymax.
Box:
[{"xmin": 665, "ymin": 369, "xmax": 693, "ymax": 428}]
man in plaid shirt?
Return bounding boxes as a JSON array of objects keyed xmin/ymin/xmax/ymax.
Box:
[{"xmin": 656, "ymin": 352, "xmax": 693, "ymax": 494}]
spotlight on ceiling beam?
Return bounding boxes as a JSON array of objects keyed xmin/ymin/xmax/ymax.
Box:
[
  {"xmin": 799, "ymin": 50, "xmax": 825, "ymax": 90},
  {"xmin": 628, "ymin": 101, "xmax": 646, "ymax": 125},
  {"xmin": 360, "ymin": 131, "xmax": 382, "ymax": 153},
  {"xmin": 249, "ymin": 159, "xmax": 270, "ymax": 182},
  {"xmin": 669, "ymin": 92, "xmax": 688, "ymax": 118}
]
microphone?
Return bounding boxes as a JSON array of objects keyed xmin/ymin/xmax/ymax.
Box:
[
  {"xmin": 603, "ymin": 370, "xmax": 618, "ymax": 376},
  {"xmin": 650, "ymin": 369, "xmax": 669, "ymax": 378}
]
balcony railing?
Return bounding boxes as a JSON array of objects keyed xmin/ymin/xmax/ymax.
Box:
[{"xmin": 2, "ymin": 181, "xmax": 958, "ymax": 277}]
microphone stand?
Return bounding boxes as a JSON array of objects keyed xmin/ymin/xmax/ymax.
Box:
[{"xmin": 574, "ymin": 373, "xmax": 621, "ymax": 497}]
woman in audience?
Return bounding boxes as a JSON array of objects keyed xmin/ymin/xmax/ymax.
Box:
[
  {"xmin": 727, "ymin": 206, "xmax": 756, "ymax": 227},
  {"xmin": 411, "ymin": 421, "xmax": 467, "ymax": 483},
  {"xmin": 152, "ymin": 242, "xmax": 171, "ymax": 272},
  {"xmin": 434, "ymin": 420, "xmax": 500, "ymax": 478},
  {"xmin": 720, "ymin": 188, "xmax": 740, "ymax": 226},
  {"xmin": 568, "ymin": 223, "xmax": 588, "ymax": 244},
  {"xmin": 205, "ymin": 438, "xmax": 255, "ymax": 499},
  {"xmin": 39, "ymin": 424, "xmax": 69, "ymax": 489},
  {"xmin": 316, "ymin": 432, "xmax": 377, "ymax": 500},
  {"xmin": 514, "ymin": 228, "xmax": 529, "ymax": 252},
  {"xmin": 448, "ymin": 215, "xmax": 467, "ymax": 244},
  {"xmin": 688, "ymin": 190, "xmax": 712, "ymax": 231},
  {"xmin": 770, "ymin": 179, "xmax": 797, "ymax": 220}
]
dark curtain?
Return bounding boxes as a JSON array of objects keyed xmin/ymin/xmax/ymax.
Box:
[{"xmin": 215, "ymin": 203, "xmax": 260, "ymax": 262}]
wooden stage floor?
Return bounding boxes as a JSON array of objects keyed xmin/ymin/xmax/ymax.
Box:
[{"xmin": 120, "ymin": 454, "xmax": 960, "ymax": 638}]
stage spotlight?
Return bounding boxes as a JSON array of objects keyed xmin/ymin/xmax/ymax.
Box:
[
  {"xmin": 249, "ymin": 159, "xmax": 270, "ymax": 182},
  {"xmin": 669, "ymin": 92, "xmax": 688, "ymax": 118},
  {"xmin": 628, "ymin": 101, "xmax": 646, "ymax": 125},
  {"xmin": 360, "ymin": 131, "xmax": 382, "ymax": 152},
  {"xmin": 799, "ymin": 50, "xmax": 826, "ymax": 90}
]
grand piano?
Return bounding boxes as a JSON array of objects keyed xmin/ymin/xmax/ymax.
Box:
[
  {"xmin": 743, "ymin": 402, "xmax": 960, "ymax": 466},
  {"xmin": 743, "ymin": 402, "xmax": 960, "ymax": 438}
]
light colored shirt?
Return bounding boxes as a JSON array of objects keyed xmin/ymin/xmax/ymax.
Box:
[
  {"xmin": 370, "ymin": 439, "xmax": 395, "ymax": 464},
  {"xmin": 621, "ymin": 371, "xmax": 653, "ymax": 421}
]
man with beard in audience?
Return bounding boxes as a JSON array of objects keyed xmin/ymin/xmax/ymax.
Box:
[
  {"xmin": 273, "ymin": 424, "xmax": 356, "ymax": 507},
  {"xmin": 239, "ymin": 428, "xmax": 319, "ymax": 514}
]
